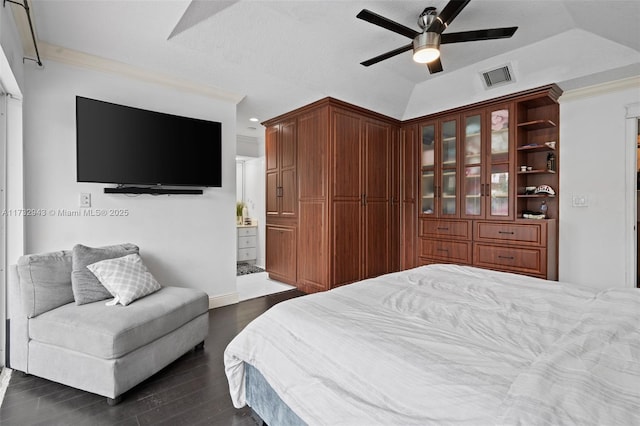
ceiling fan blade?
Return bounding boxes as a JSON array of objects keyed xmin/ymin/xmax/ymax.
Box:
[
  {"xmin": 441, "ymin": 27, "xmax": 518, "ymax": 44},
  {"xmin": 357, "ymin": 9, "xmax": 419, "ymax": 39},
  {"xmin": 427, "ymin": 57, "xmax": 444, "ymax": 74},
  {"xmin": 361, "ymin": 43, "xmax": 413, "ymax": 66},
  {"xmin": 427, "ymin": 0, "xmax": 471, "ymax": 34}
]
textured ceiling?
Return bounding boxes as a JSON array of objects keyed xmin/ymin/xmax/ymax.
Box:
[{"xmin": 30, "ymin": 0, "xmax": 640, "ymax": 137}]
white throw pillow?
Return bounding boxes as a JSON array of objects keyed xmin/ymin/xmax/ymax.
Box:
[{"xmin": 86, "ymin": 253, "xmax": 161, "ymax": 306}]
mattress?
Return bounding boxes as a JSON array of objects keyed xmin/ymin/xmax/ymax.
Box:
[{"xmin": 225, "ymin": 264, "xmax": 640, "ymax": 425}]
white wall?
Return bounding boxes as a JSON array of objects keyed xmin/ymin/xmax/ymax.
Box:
[
  {"xmin": 559, "ymin": 79, "xmax": 640, "ymax": 289},
  {"xmin": 22, "ymin": 60, "xmax": 239, "ymax": 304}
]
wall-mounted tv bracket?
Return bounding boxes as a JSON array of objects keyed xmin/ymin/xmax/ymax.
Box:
[{"xmin": 3, "ymin": 0, "xmax": 43, "ymax": 67}]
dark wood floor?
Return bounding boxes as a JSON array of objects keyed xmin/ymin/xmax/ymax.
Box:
[{"xmin": 0, "ymin": 289, "xmax": 304, "ymax": 426}]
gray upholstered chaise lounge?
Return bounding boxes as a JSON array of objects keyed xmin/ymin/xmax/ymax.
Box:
[{"xmin": 7, "ymin": 247, "xmax": 210, "ymax": 405}]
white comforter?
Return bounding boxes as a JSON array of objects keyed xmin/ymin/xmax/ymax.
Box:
[{"xmin": 224, "ymin": 264, "xmax": 640, "ymax": 425}]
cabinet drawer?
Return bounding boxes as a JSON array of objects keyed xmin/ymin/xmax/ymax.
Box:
[
  {"xmin": 474, "ymin": 243, "xmax": 546, "ymax": 276},
  {"xmin": 475, "ymin": 222, "xmax": 546, "ymax": 246},
  {"xmin": 420, "ymin": 219, "xmax": 471, "ymax": 240},
  {"xmin": 238, "ymin": 248, "xmax": 257, "ymax": 261},
  {"xmin": 238, "ymin": 227, "xmax": 257, "ymax": 237},
  {"xmin": 238, "ymin": 236, "xmax": 257, "ymax": 249},
  {"xmin": 419, "ymin": 239, "xmax": 472, "ymax": 264}
]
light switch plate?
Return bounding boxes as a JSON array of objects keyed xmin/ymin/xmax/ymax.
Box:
[{"xmin": 571, "ymin": 194, "xmax": 588, "ymax": 207}]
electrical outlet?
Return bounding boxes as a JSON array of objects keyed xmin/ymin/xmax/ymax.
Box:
[{"xmin": 80, "ymin": 193, "xmax": 91, "ymax": 208}]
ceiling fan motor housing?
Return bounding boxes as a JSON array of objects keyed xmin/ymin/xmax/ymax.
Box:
[
  {"xmin": 413, "ymin": 32, "xmax": 441, "ymax": 63},
  {"xmin": 418, "ymin": 7, "xmax": 437, "ymax": 29}
]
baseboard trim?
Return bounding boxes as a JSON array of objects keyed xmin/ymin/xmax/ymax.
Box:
[{"xmin": 209, "ymin": 292, "xmax": 239, "ymax": 309}]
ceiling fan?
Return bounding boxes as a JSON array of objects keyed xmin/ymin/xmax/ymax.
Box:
[{"xmin": 357, "ymin": 0, "xmax": 518, "ymax": 74}]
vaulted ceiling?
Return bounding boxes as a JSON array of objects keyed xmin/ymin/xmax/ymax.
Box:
[{"xmin": 24, "ymin": 0, "xmax": 640, "ymax": 137}]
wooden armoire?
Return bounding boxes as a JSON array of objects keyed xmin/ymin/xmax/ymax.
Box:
[
  {"xmin": 265, "ymin": 85, "xmax": 562, "ymax": 292},
  {"xmin": 263, "ymin": 98, "xmax": 401, "ymax": 293}
]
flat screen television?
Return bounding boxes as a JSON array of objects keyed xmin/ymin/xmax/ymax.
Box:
[{"xmin": 76, "ymin": 96, "xmax": 222, "ymax": 187}]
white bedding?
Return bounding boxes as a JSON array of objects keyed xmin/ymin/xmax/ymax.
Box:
[{"xmin": 224, "ymin": 264, "xmax": 640, "ymax": 425}]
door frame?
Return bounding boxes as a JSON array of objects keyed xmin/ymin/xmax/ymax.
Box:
[{"xmin": 624, "ymin": 102, "xmax": 640, "ymax": 288}]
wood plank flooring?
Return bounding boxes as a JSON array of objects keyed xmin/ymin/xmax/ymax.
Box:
[{"xmin": 0, "ymin": 289, "xmax": 304, "ymax": 426}]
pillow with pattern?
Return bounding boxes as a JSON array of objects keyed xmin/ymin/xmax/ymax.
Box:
[{"xmin": 86, "ymin": 253, "xmax": 161, "ymax": 306}]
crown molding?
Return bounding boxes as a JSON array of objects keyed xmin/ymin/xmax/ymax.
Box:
[
  {"xmin": 39, "ymin": 42, "xmax": 245, "ymax": 104},
  {"xmin": 559, "ymin": 76, "xmax": 640, "ymax": 103}
]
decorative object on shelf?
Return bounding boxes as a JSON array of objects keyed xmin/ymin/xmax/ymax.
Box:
[
  {"xmin": 525, "ymin": 186, "xmax": 537, "ymax": 195},
  {"xmin": 520, "ymin": 165, "xmax": 527, "ymax": 172},
  {"xmin": 544, "ymin": 141, "xmax": 556, "ymax": 149},
  {"xmin": 540, "ymin": 200, "xmax": 548, "ymax": 218},
  {"xmin": 522, "ymin": 210, "xmax": 546, "ymax": 219},
  {"xmin": 534, "ymin": 185, "xmax": 555, "ymax": 196},
  {"xmin": 546, "ymin": 152, "xmax": 556, "ymax": 171}
]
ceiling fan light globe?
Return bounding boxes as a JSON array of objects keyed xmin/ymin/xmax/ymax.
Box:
[
  {"xmin": 413, "ymin": 47, "xmax": 440, "ymax": 63},
  {"xmin": 413, "ymin": 32, "xmax": 441, "ymax": 63}
]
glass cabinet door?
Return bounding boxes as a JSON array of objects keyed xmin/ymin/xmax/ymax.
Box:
[
  {"xmin": 440, "ymin": 119, "xmax": 457, "ymax": 216},
  {"xmin": 488, "ymin": 107, "xmax": 511, "ymax": 218},
  {"xmin": 463, "ymin": 114, "xmax": 482, "ymax": 217},
  {"xmin": 421, "ymin": 124, "xmax": 436, "ymax": 215},
  {"xmin": 490, "ymin": 164, "xmax": 509, "ymax": 216}
]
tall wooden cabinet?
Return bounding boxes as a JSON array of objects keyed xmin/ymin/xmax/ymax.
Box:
[
  {"xmin": 264, "ymin": 98, "xmax": 400, "ymax": 293},
  {"xmin": 404, "ymin": 84, "xmax": 561, "ymax": 280},
  {"xmin": 265, "ymin": 120, "xmax": 297, "ymax": 285}
]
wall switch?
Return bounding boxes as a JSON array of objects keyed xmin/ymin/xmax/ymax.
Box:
[
  {"xmin": 80, "ymin": 193, "xmax": 91, "ymax": 208},
  {"xmin": 571, "ymin": 194, "xmax": 588, "ymax": 207}
]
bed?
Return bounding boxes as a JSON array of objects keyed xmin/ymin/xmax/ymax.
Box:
[{"xmin": 224, "ymin": 264, "xmax": 640, "ymax": 425}]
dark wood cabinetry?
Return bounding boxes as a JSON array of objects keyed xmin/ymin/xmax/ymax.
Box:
[
  {"xmin": 265, "ymin": 98, "xmax": 400, "ymax": 293},
  {"xmin": 265, "ymin": 85, "xmax": 561, "ymax": 288},
  {"xmin": 266, "ymin": 120, "xmax": 297, "ymax": 218},
  {"xmin": 406, "ymin": 85, "xmax": 561, "ymax": 280},
  {"xmin": 265, "ymin": 224, "xmax": 296, "ymax": 284},
  {"xmin": 265, "ymin": 119, "xmax": 297, "ymax": 284},
  {"xmin": 400, "ymin": 124, "xmax": 419, "ymax": 270},
  {"xmin": 515, "ymin": 89, "xmax": 561, "ymax": 220}
]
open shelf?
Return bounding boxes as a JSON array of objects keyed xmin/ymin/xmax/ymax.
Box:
[
  {"xmin": 517, "ymin": 143, "xmax": 556, "ymax": 152},
  {"xmin": 518, "ymin": 169, "xmax": 556, "ymax": 175},
  {"xmin": 517, "ymin": 119, "xmax": 557, "ymax": 130}
]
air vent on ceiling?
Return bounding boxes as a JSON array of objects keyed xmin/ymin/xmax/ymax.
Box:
[{"xmin": 480, "ymin": 63, "xmax": 515, "ymax": 89}]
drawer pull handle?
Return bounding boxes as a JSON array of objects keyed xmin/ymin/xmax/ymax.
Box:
[
  {"xmin": 436, "ymin": 227, "xmax": 449, "ymax": 231},
  {"xmin": 436, "ymin": 248, "xmax": 449, "ymax": 252},
  {"xmin": 498, "ymin": 231, "xmax": 515, "ymax": 235},
  {"xmin": 498, "ymin": 255, "xmax": 515, "ymax": 260}
]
